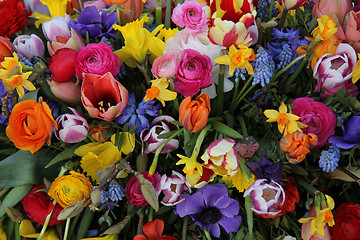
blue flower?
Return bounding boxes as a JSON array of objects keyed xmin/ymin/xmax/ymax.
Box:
[
  {"xmin": 329, "ymin": 114, "xmax": 360, "ymax": 149},
  {"xmin": 252, "ymin": 47, "xmax": 275, "ymax": 87},
  {"xmin": 319, "ymin": 145, "xmax": 340, "ymax": 172},
  {"xmin": 115, "ymin": 93, "xmax": 160, "ymax": 134}
]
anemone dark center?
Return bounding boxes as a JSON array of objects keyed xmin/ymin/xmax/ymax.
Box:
[{"xmin": 197, "ymin": 207, "xmax": 222, "ymax": 224}]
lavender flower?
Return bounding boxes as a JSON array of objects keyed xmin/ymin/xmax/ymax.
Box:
[
  {"xmin": 175, "ymin": 183, "xmax": 242, "ymax": 237},
  {"xmin": 246, "ymin": 151, "xmax": 283, "ymax": 183},
  {"xmin": 115, "ymin": 93, "xmax": 160, "ymax": 134}
]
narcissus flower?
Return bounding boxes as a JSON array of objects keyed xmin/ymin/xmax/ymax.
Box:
[
  {"xmin": 144, "ymin": 77, "xmax": 177, "ymax": 107},
  {"xmin": 48, "ymin": 171, "xmax": 93, "ymax": 208},
  {"xmin": 264, "ymin": 102, "xmax": 307, "ymax": 136},
  {"xmin": 312, "ymin": 15, "xmax": 338, "ymax": 41},
  {"xmin": 215, "ymin": 44, "xmax": 255, "ymax": 75},
  {"xmin": 0, "ymin": 52, "xmax": 35, "ymax": 98}
]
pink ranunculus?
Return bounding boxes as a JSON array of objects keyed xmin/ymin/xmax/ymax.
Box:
[
  {"xmin": 291, "ymin": 97, "xmax": 336, "ymax": 150},
  {"xmin": 151, "ymin": 52, "xmax": 178, "ymax": 79},
  {"xmin": 201, "ymin": 139, "xmax": 239, "ymax": 177},
  {"xmin": 341, "ymin": 6, "xmax": 360, "ymax": 52},
  {"xmin": 13, "ymin": 34, "xmax": 45, "ymax": 60},
  {"xmin": 140, "ymin": 116, "xmax": 180, "ymax": 155},
  {"xmin": 125, "ymin": 171, "xmax": 160, "ymax": 207},
  {"xmin": 312, "ymin": 0, "xmax": 352, "ymax": 26},
  {"xmin": 159, "ymin": 171, "xmax": 191, "ymax": 206},
  {"xmin": 313, "ymin": 43, "xmax": 357, "ymax": 95},
  {"xmin": 47, "ymin": 79, "xmax": 81, "ymax": 104},
  {"xmin": 81, "ymin": 72, "xmax": 128, "ymax": 121},
  {"xmin": 42, "ymin": 16, "xmax": 71, "ymax": 43},
  {"xmin": 47, "ymin": 28, "xmax": 85, "ymax": 56},
  {"xmin": 175, "ymin": 49, "xmax": 213, "ymax": 97},
  {"xmin": 278, "ymin": 0, "xmax": 308, "ymax": 10},
  {"xmin": 243, "ymin": 179, "xmax": 285, "ymax": 217},
  {"xmin": 75, "ymin": 42, "xmax": 121, "ymax": 79},
  {"xmin": 171, "ymin": 0, "xmax": 208, "ymax": 34},
  {"xmin": 55, "ymin": 108, "xmax": 89, "ymax": 143}
]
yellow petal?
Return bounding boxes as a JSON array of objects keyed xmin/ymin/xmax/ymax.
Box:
[
  {"xmin": 264, "ymin": 109, "xmax": 280, "ymax": 122},
  {"xmin": 19, "ymin": 220, "xmax": 39, "ymax": 238},
  {"xmin": 278, "ymin": 102, "xmax": 287, "ymax": 113}
]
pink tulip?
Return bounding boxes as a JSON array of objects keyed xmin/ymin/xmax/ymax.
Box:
[
  {"xmin": 55, "ymin": 108, "xmax": 89, "ymax": 143},
  {"xmin": 47, "ymin": 29, "xmax": 85, "ymax": 56},
  {"xmin": 159, "ymin": 171, "xmax": 191, "ymax": 206},
  {"xmin": 81, "ymin": 72, "xmax": 128, "ymax": 121},
  {"xmin": 83, "ymin": 0, "xmax": 106, "ymax": 10},
  {"xmin": 341, "ymin": 6, "xmax": 360, "ymax": 52},
  {"xmin": 278, "ymin": 0, "xmax": 308, "ymax": 10},
  {"xmin": 23, "ymin": 0, "xmax": 50, "ymax": 15},
  {"xmin": 13, "ymin": 34, "xmax": 45, "ymax": 60},
  {"xmin": 312, "ymin": 0, "xmax": 352, "ymax": 26},
  {"xmin": 42, "ymin": 16, "xmax": 71, "ymax": 43},
  {"xmin": 47, "ymin": 79, "xmax": 81, "ymax": 104}
]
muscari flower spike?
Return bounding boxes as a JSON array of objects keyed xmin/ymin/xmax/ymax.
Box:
[
  {"xmin": 319, "ymin": 144, "xmax": 340, "ymax": 172},
  {"xmin": 252, "ymin": 47, "xmax": 275, "ymax": 87}
]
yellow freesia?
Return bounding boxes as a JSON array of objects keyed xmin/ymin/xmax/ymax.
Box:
[
  {"xmin": 264, "ymin": 102, "xmax": 307, "ymax": 136},
  {"xmin": 352, "ymin": 53, "xmax": 360, "ymax": 84},
  {"xmin": 312, "ymin": 15, "xmax": 338, "ymax": 41},
  {"xmin": 113, "ymin": 17, "xmax": 165, "ymax": 68},
  {"xmin": 0, "ymin": 53, "xmax": 35, "ymax": 98},
  {"xmin": 176, "ymin": 154, "xmax": 203, "ymax": 176},
  {"xmin": 30, "ymin": 0, "xmax": 71, "ymax": 27},
  {"xmin": 144, "ymin": 77, "xmax": 177, "ymax": 106},
  {"xmin": 20, "ymin": 219, "xmax": 59, "ymax": 240},
  {"xmin": 215, "ymin": 44, "xmax": 255, "ymax": 76},
  {"xmin": 299, "ymin": 195, "xmax": 335, "ymax": 237},
  {"xmin": 75, "ymin": 133, "xmax": 135, "ymax": 183}
]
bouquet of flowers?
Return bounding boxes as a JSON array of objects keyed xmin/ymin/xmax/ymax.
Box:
[{"xmin": 1, "ymin": 0, "xmax": 360, "ymax": 239}]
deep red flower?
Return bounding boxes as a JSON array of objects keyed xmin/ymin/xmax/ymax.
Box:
[
  {"xmin": 331, "ymin": 202, "xmax": 360, "ymax": 239},
  {"xmin": 21, "ymin": 185, "xmax": 64, "ymax": 226},
  {"xmin": 49, "ymin": 48, "xmax": 78, "ymax": 83},
  {"xmin": 134, "ymin": 219, "xmax": 177, "ymax": 240},
  {"xmin": 0, "ymin": 0, "xmax": 31, "ymax": 38}
]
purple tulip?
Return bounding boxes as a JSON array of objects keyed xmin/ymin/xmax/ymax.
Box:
[
  {"xmin": 55, "ymin": 108, "xmax": 89, "ymax": 143},
  {"xmin": 329, "ymin": 114, "xmax": 360, "ymax": 149},
  {"xmin": 13, "ymin": 34, "xmax": 45, "ymax": 60}
]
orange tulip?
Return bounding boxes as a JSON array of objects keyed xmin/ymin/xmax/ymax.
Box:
[
  {"xmin": 280, "ymin": 132, "xmax": 318, "ymax": 164},
  {"xmin": 0, "ymin": 36, "xmax": 16, "ymax": 63},
  {"xmin": 6, "ymin": 100, "xmax": 57, "ymax": 154},
  {"xmin": 179, "ymin": 93, "xmax": 211, "ymax": 133},
  {"xmin": 119, "ymin": 0, "xmax": 144, "ymax": 25}
]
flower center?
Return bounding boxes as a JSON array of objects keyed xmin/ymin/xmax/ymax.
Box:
[
  {"xmin": 277, "ymin": 113, "xmax": 288, "ymax": 126},
  {"xmin": 9, "ymin": 76, "xmax": 23, "ymax": 87},
  {"xmin": 231, "ymin": 52, "xmax": 243, "ymax": 66},
  {"xmin": 197, "ymin": 207, "xmax": 222, "ymax": 224},
  {"xmin": 323, "ymin": 210, "xmax": 334, "ymax": 224},
  {"xmin": 262, "ymin": 188, "xmax": 276, "ymax": 202},
  {"xmin": 146, "ymin": 87, "xmax": 160, "ymax": 100}
]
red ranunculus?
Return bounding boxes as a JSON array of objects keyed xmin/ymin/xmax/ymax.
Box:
[
  {"xmin": 125, "ymin": 172, "xmax": 159, "ymax": 207},
  {"xmin": 49, "ymin": 48, "xmax": 78, "ymax": 83},
  {"xmin": 331, "ymin": 202, "xmax": 360, "ymax": 239},
  {"xmin": 21, "ymin": 185, "xmax": 64, "ymax": 226},
  {"xmin": 0, "ymin": 0, "xmax": 31, "ymax": 38}
]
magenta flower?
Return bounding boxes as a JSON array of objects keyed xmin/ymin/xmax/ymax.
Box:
[
  {"xmin": 171, "ymin": 0, "xmax": 208, "ymax": 34},
  {"xmin": 55, "ymin": 108, "xmax": 89, "ymax": 143},
  {"xmin": 159, "ymin": 171, "xmax": 191, "ymax": 206},
  {"xmin": 243, "ymin": 179, "xmax": 285, "ymax": 217},
  {"xmin": 140, "ymin": 116, "xmax": 180, "ymax": 155},
  {"xmin": 151, "ymin": 52, "xmax": 178, "ymax": 79}
]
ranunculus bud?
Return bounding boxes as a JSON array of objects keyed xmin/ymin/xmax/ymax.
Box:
[
  {"xmin": 49, "ymin": 48, "xmax": 78, "ymax": 83},
  {"xmin": 151, "ymin": 52, "xmax": 177, "ymax": 79},
  {"xmin": 42, "ymin": 16, "xmax": 71, "ymax": 43},
  {"xmin": 55, "ymin": 108, "xmax": 89, "ymax": 143},
  {"xmin": 13, "ymin": 34, "xmax": 45, "ymax": 60},
  {"xmin": 179, "ymin": 93, "xmax": 210, "ymax": 133}
]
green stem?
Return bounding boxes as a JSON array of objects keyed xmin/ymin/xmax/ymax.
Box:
[
  {"xmin": 230, "ymin": 78, "xmax": 240, "ymax": 111},
  {"xmin": 63, "ymin": 218, "xmax": 71, "ymax": 240},
  {"xmin": 37, "ymin": 206, "xmax": 55, "ymax": 240},
  {"xmin": 149, "ymin": 128, "xmax": 184, "ymax": 175},
  {"xmin": 148, "ymin": 207, "xmax": 154, "ymax": 222},
  {"xmin": 116, "ymin": 6, "xmax": 121, "ymax": 26},
  {"xmin": 230, "ymin": 76, "xmax": 253, "ymax": 112},
  {"xmin": 238, "ymin": 115, "xmax": 247, "ymax": 136},
  {"xmin": 284, "ymin": 58, "xmax": 307, "ymax": 88},
  {"xmin": 14, "ymin": 222, "xmax": 20, "ymax": 240},
  {"xmin": 164, "ymin": 0, "xmax": 172, "ymax": 29},
  {"xmin": 155, "ymin": 0, "xmax": 162, "ymax": 27},
  {"xmin": 181, "ymin": 216, "xmax": 188, "ymax": 240},
  {"xmin": 279, "ymin": 9, "xmax": 288, "ymax": 29},
  {"xmin": 296, "ymin": 178, "xmax": 319, "ymax": 196},
  {"xmin": 269, "ymin": 0, "xmax": 275, "ymax": 19},
  {"xmin": 0, "ymin": 188, "xmax": 10, "ymax": 198},
  {"xmin": 191, "ymin": 125, "xmax": 211, "ymax": 159},
  {"xmin": 216, "ymin": 64, "xmax": 225, "ymax": 116},
  {"xmin": 231, "ymin": 83, "xmax": 257, "ymax": 113},
  {"xmin": 272, "ymin": 54, "xmax": 306, "ymax": 82}
]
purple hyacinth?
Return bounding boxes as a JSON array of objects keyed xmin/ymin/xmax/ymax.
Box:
[
  {"xmin": 115, "ymin": 93, "xmax": 160, "ymax": 134},
  {"xmin": 329, "ymin": 114, "xmax": 360, "ymax": 149},
  {"xmin": 246, "ymin": 151, "xmax": 283, "ymax": 183},
  {"xmin": 68, "ymin": 6, "xmax": 118, "ymax": 39},
  {"xmin": 175, "ymin": 183, "xmax": 242, "ymax": 237}
]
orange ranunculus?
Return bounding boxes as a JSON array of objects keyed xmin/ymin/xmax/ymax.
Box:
[
  {"xmin": 0, "ymin": 36, "xmax": 16, "ymax": 62},
  {"xmin": 6, "ymin": 100, "xmax": 57, "ymax": 154},
  {"xmin": 280, "ymin": 132, "xmax": 318, "ymax": 164},
  {"xmin": 102, "ymin": 0, "xmax": 128, "ymax": 4},
  {"xmin": 179, "ymin": 93, "xmax": 210, "ymax": 133}
]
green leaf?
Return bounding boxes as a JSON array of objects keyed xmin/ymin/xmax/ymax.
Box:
[
  {"xmin": 18, "ymin": 88, "xmax": 39, "ymax": 102},
  {"xmin": 0, "ymin": 184, "xmax": 33, "ymax": 217},
  {"xmin": 213, "ymin": 121, "xmax": 243, "ymax": 139},
  {"xmin": 45, "ymin": 143, "xmax": 82, "ymax": 168},
  {"xmin": 245, "ymin": 195, "xmax": 254, "ymax": 240},
  {"xmin": 238, "ymin": 156, "xmax": 252, "ymax": 183}
]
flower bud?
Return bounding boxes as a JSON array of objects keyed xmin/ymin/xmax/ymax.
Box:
[
  {"xmin": 47, "ymin": 79, "xmax": 81, "ymax": 104},
  {"xmin": 13, "ymin": 34, "xmax": 45, "ymax": 60},
  {"xmin": 42, "ymin": 16, "xmax": 71, "ymax": 42},
  {"xmin": 55, "ymin": 108, "xmax": 89, "ymax": 143}
]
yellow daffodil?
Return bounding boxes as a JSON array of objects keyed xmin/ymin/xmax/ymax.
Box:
[
  {"xmin": 30, "ymin": 0, "xmax": 71, "ymax": 27},
  {"xmin": 113, "ymin": 16, "xmax": 165, "ymax": 68},
  {"xmin": 312, "ymin": 15, "xmax": 338, "ymax": 41},
  {"xmin": 264, "ymin": 102, "xmax": 307, "ymax": 136},
  {"xmin": 75, "ymin": 133, "xmax": 135, "ymax": 183},
  {"xmin": 157, "ymin": 28, "xmax": 179, "ymax": 42},
  {"xmin": 222, "ymin": 168, "xmax": 256, "ymax": 192},
  {"xmin": 144, "ymin": 77, "xmax": 177, "ymax": 106},
  {"xmin": 352, "ymin": 53, "xmax": 360, "ymax": 84},
  {"xmin": 0, "ymin": 226, "xmax": 7, "ymax": 240},
  {"xmin": 20, "ymin": 219, "xmax": 59, "ymax": 240},
  {"xmin": 299, "ymin": 194, "xmax": 335, "ymax": 237},
  {"xmin": 0, "ymin": 53, "xmax": 35, "ymax": 98},
  {"xmin": 176, "ymin": 154, "xmax": 203, "ymax": 176},
  {"xmin": 81, "ymin": 234, "xmax": 118, "ymax": 240},
  {"xmin": 215, "ymin": 44, "xmax": 255, "ymax": 76}
]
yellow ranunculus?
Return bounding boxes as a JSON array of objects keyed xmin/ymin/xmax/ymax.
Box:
[{"xmin": 48, "ymin": 171, "xmax": 93, "ymax": 208}]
